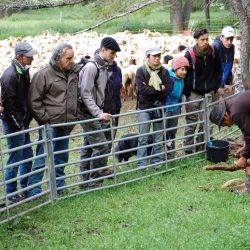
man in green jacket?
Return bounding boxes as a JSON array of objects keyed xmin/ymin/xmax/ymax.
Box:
[{"xmin": 27, "ymin": 43, "xmax": 80, "ymax": 197}]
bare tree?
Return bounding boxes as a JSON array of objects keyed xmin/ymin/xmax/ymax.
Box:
[
  {"xmin": 204, "ymin": 0, "xmax": 210, "ymax": 28},
  {"xmin": 171, "ymin": 0, "xmax": 192, "ymax": 33},
  {"xmin": 229, "ymin": 0, "xmax": 250, "ymax": 89}
]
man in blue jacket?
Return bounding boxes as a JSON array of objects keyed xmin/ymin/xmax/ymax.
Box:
[{"xmin": 213, "ymin": 26, "xmax": 235, "ymax": 96}]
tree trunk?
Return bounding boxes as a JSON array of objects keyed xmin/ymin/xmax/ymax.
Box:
[
  {"xmin": 204, "ymin": 0, "xmax": 210, "ymax": 28},
  {"xmin": 171, "ymin": 0, "xmax": 183, "ymax": 33},
  {"xmin": 230, "ymin": 0, "xmax": 250, "ymax": 90},
  {"xmin": 183, "ymin": 0, "xmax": 192, "ymax": 30}
]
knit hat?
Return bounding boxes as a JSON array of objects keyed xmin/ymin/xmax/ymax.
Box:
[
  {"xmin": 15, "ymin": 42, "xmax": 38, "ymax": 57},
  {"xmin": 101, "ymin": 37, "xmax": 121, "ymax": 52},
  {"xmin": 209, "ymin": 103, "xmax": 227, "ymax": 128},
  {"xmin": 173, "ymin": 57, "xmax": 190, "ymax": 71}
]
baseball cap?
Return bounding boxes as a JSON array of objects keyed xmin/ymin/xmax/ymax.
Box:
[
  {"xmin": 146, "ymin": 47, "xmax": 161, "ymax": 56},
  {"xmin": 221, "ymin": 26, "xmax": 235, "ymax": 38},
  {"xmin": 209, "ymin": 103, "xmax": 227, "ymax": 128},
  {"xmin": 15, "ymin": 42, "xmax": 38, "ymax": 57}
]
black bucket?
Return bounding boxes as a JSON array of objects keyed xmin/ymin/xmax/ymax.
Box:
[{"xmin": 206, "ymin": 140, "xmax": 229, "ymax": 163}]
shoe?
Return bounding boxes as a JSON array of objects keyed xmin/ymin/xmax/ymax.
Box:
[{"xmin": 8, "ymin": 194, "xmax": 26, "ymax": 204}]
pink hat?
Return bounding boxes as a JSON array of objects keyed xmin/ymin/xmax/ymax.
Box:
[{"xmin": 173, "ymin": 57, "xmax": 190, "ymax": 71}]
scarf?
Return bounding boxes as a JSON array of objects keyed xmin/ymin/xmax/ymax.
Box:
[
  {"xmin": 144, "ymin": 61, "xmax": 162, "ymax": 91},
  {"xmin": 193, "ymin": 44, "xmax": 213, "ymax": 57}
]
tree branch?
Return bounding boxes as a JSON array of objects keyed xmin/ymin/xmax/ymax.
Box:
[{"xmin": 74, "ymin": 0, "xmax": 160, "ymax": 34}]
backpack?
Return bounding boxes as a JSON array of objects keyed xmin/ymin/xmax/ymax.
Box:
[
  {"xmin": 78, "ymin": 56, "xmax": 115, "ymax": 115},
  {"xmin": 188, "ymin": 45, "xmax": 215, "ymax": 90}
]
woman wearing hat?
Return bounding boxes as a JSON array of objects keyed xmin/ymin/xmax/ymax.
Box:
[
  {"xmin": 136, "ymin": 47, "xmax": 173, "ymax": 169},
  {"xmin": 165, "ymin": 57, "xmax": 190, "ymax": 159}
]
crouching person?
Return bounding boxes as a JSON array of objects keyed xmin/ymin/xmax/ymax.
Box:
[
  {"xmin": 78, "ymin": 37, "xmax": 121, "ymax": 187},
  {"xmin": 27, "ymin": 44, "xmax": 80, "ymax": 197},
  {"xmin": 165, "ymin": 57, "xmax": 190, "ymax": 159},
  {"xmin": 136, "ymin": 47, "xmax": 173, "ymax": 169}
]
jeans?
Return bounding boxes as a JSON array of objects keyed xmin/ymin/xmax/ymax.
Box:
[
  {"xmin": 137, "ymin": 110, "xmax": 164, "ymax": 167},
  {"xmin": 28, "ymin": 126, "xmax": 71, "ymax": 197},
  {"xmin": 2, "ymin": 119, "xmax": 32, "ymax": 194},
  {"xmin": 165, "ymin": 109, "xmax": 180, "ymax": 159}
]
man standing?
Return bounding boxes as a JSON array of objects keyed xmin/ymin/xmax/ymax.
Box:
[
  {"xmin": 183, "ymin": 28, "xmax": 222, "ymax": 154},
  {"xmin": 28, "ymin": 43, "xmax": 80, "ymax": 197},
  {"xmin": 209, "ymin": 90, "xmax": 250, "ymax": 192},
  {"xmin": 213, "ymin": 26, "xmax": 235, "ymax": 96},
  {"xmin": 78, "ymin": 37, "xmax": 121, "ymax": 187},
  {"xmin": 1, "ymin": 42, "xmax": 37, "ymax": 203}
]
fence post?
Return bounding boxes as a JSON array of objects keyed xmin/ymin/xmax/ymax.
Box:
[
  {"xmin": 110, "ymin": 117, "xmax": 117, "ymax": 183},
  {"xmin": 162, "ymin": 106, "xmax": 168, "ymax": 170},
  {"xmin": 204, "ymin": 94, "xmax": 210, "ymax": 146},
  {"xmin": 43, "ymin": 124, "xmax": 57, "ymax": 202},
  {"xmin": 0, "ymin": 134, "xmax": 9, "ymax": 221}
]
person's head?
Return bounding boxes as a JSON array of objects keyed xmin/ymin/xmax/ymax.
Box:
[
  {"xmin": 50, "ymin": 43, "xmax": 74, "ymax": 72},
  {"xmin": 146, "ymin": 47, "xmax": 162, "ymax": 66},
  {"xmin": 99, "ymin": 37, "xmax": 121, "ymax": 64},
  {"xmin": 172, "ymin": 57, "xmax": 189, "ymax": 79},
  {"xmin": 15, "ymin": 42, "xmax": 37, "ymax": 67},
  {"xmin": 220, "ymin": 26, "xmax": 235, "ymax": 49},
  {"xmin": 209, "ymin": 103, "xmax": 233, "ymax": 128},
  {"xmin": 193, "ymin": 28, "xmax": 209, "ymax": 52},
  {"xmin": 178, "ymin": 45, "xmax": 186, "ymax": 52},
  {"xmin": 163, "ymin": 55, "xmax": 173, "ymax": 64}
]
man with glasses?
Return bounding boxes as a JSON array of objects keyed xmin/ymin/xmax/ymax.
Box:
[{"xmin": 1, "ymin": 42, "xmax": 37, "ymax": 203}]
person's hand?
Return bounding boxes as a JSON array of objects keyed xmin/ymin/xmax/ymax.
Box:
[
  {"xmin": 236, "ymin": 146, "xmax": 245, "ymax": 158},
  {"xmin": 217, "ymin": 88, "xmax": 225, "ymax": 96},
  {"xmin": 0, "ymin": 106, "xmax": 4, "ymax": 113},
  {"xmin": 100, "ymin": 113, "xmax": 112, "ymax": 121},
  {"xmin": 236, "ymin": 157, "xmax": 247, "ymax": 169},
  {"xmin": 161, "ymin": 85, "xmax": 165, "ymax": 91},
  {"xmin": 225, "ymin": 85, "xmax": 234, "ymax": 94}
]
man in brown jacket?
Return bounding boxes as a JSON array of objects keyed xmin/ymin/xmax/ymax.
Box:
[
  {"xmin": 210, "ymin": 90, "xmax": 250, "ymax": 192},
  {"xmin": 27, "ymin": 43, "xmax": 80, "ymax": 197}
]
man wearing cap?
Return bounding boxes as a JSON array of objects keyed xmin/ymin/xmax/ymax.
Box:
[
  {"xmin": 213, "ymin": 26, "xmax": 235, "ymax": 96},
  {"xmin": 136, "ymin": 46, "xmax": 173, "ymax": 169},
  {"xmin": 210, "ymin": 90, "xmax": 250, "ymax": 192},
  {"xmin": 183, "ymin": 28, "xmax": 222, "ymax": 154},
  {"xmin": 78, "ymin": 37, "xmax": 121, "ymax": 187},
  {"xmin": 1, "ymin": 42, "xmax": 37, "ymax": 202}
]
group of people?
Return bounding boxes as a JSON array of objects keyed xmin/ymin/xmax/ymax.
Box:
[{"xmin": 1, "ymin": 25, "xmax": 243, "ymax": 203}]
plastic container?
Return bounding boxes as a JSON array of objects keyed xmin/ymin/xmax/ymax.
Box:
[{"xmin": 206, "ymin": 140, "xmax": 229, "ymax": 163}]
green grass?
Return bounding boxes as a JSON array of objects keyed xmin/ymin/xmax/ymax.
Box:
[
  {"xmin": 0, "ymin": 156, "xmax": 249, "ymax": 249},
  {"xmin": 0, "ymin": 2, "xmax": 238, "ymax": 40}
]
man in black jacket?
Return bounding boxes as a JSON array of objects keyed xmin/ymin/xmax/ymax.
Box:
[
  {"xmin": 210, "ymin": 91, "xmax": 250, "ymax": 192},
  {"xmin": 183, "ymin": 28, "xmax": 222, "ymax": 154},
  {"xmin": 136, "ymin": 46, "xmax": 173, "ymax": 169},
  {"xmin": 1, "ymin": 42, "xmax": 37, "ymax": 203}
]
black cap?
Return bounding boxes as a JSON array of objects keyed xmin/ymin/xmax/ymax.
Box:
[
  {"xmin": 209, "ymin": 103, "xmax": 227, "ymax": 128},
  {"xmin": 101, "ymin": 37, "xmax": 121, "ymax": 52}
]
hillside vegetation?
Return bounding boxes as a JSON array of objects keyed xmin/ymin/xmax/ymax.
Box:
[{"xmin": 0, "ymin": 0, "xmax": 238, "ymax": 39}]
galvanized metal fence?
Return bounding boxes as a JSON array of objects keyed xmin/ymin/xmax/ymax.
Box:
[{"xmin": 0, "ymin": 87, "xmax": 241, "ymax": 225}]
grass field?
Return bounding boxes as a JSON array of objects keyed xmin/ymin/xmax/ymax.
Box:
[
  {"xmin": 0, "ymin": 2, "xmax": 238, "ymax": 39},
  {"xmin": 0, "ymin": 155, "xmax": 249, "ymax": 249}
]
